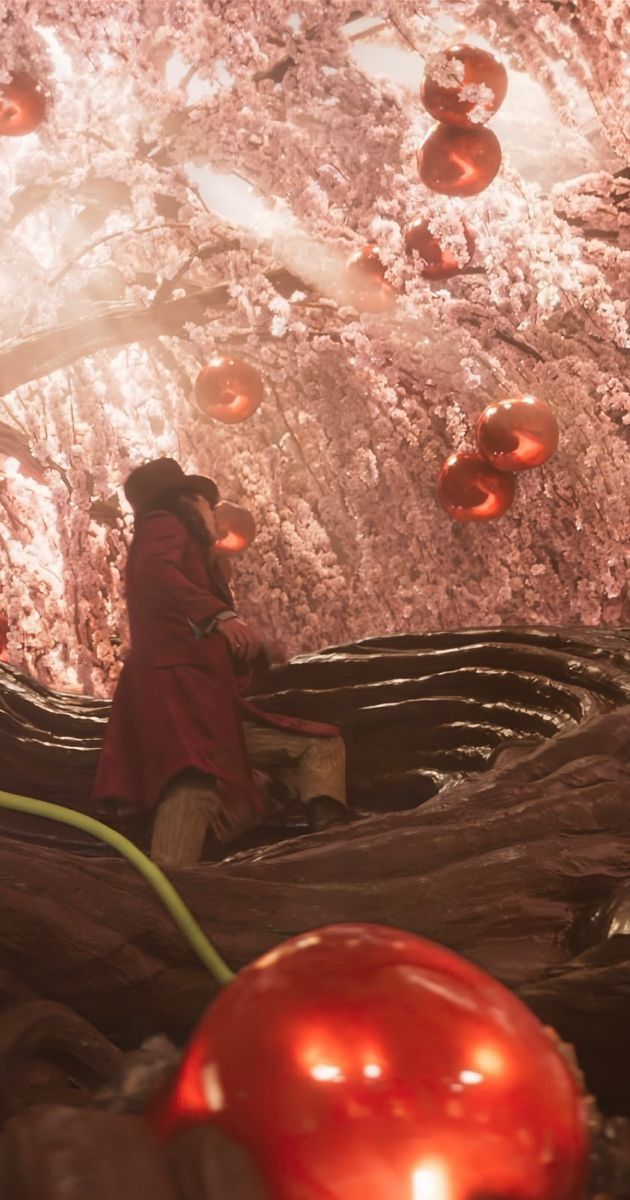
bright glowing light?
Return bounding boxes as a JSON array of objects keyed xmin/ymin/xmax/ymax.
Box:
[
  {"xmin": 254, "ymin": 946, "xmax": 284, "ymax": 970},
  {"xmin": 412, "ymin": 1161, "xmax": 452, "ymax": 1200},
  {"xmin": 294, "ymin": 935, "xmax": 322, "ymax": 950},
  {"xmin": 187, "ymin": 164, "xmax": 282, "ymax": 236},
  {"xmin": 459, "ymin": 1069, "xmax": 483, "ymax": 1085},
  {"xmin": 214, "ymin": 530, "xmax": 248, "ymax": 553},
  {"xmin": 310, "ymin": 1062, "xmax": 343, "ymax": 1082},
  {"xmin": 363, "ymin": 1062, "xmax": 382, "ymax": 1079},
  {"xmin": 36, "ymin": 26, "xmax": 74, "ymax": 80},
  {"xmin": 474, "ymin": 1045, "xmax": 505, "ymax": 1076},
  {"xmin": 201, "ymin": 1062, "xmax": 225, "ymax": 1112}
]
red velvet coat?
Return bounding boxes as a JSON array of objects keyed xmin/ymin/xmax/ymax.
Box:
[{"xmin": 92, "ymin": 510, "xmax": 338, "ymax": 826}]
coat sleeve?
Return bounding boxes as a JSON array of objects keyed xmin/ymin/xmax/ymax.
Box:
[{"xmin": 134, "ymin": 512, "xmax": 233, "ymax": 626}]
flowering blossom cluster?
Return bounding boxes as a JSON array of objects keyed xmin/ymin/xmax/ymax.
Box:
[{"xmin": 0, "ymin": 0, "xmax": 627, "ymax": 695}]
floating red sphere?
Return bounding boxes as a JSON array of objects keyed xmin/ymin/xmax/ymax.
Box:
[
  {"xmin": 418, "ymin": 125, "xmax": 502, "ymax": 197},
  {"xmin": 476, "ymin": 396, "xmax": 559, "ymax": 472},
  {"xmin": 346, "ymin": 245, "xmax": 397, "ymax": 313},
  {"xmin": 150, "ymin": 924, "xmax": 588, "ymax": 1200},
  {"xmin": 421, "ymin": 44, "xmax": 508, "ymax": 129},
  {"xmin": 437, "ymin": 451, "xmax": 515, "ymax": 520},
  {"xmin": 194, "ymin": 356, "xmax": 263, "ymax": 424},
  {"xmin": 404, "ymin": 217, "xmax": 475, "ymax": 280},
  {"xmin": 213, "ymin": 500, "xmax": 256, "ymax": 556},
  {"xmin": 0, "ymin": 73, "xmax": 46, "ymax": 136}
]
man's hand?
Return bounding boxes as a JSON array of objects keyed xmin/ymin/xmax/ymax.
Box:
[{"xmin": 216, "ymin": 616, "xmax": 261, "ymax": 661}]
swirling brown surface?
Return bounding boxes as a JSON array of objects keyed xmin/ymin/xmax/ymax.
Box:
[
  {"xmin": 0, "ymin": 626, "xmax": 629, "ymax": 1132},
  {"xmin": 1, "ymin": 625, "xmax": 630, "ymax": 818}
]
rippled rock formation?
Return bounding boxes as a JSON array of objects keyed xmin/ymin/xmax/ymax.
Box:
[{"xmin": 2, "ymin": 624, "xmax": 630, "ymax": 821}]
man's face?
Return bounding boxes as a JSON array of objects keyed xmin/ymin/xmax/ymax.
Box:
[{"xmin": 188, "ymin": 493, "xmax": 218, "ymax": 540}]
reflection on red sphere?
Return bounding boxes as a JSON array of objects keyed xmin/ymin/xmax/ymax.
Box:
[
  {"xmin": 346, "ymin": 245, "xmax": 397, "ymax": 313},
  {"xmin": 404, "ymin": 217, "xmax": 475, "ymax": 280},
  {"xmin": 421, "ymin": 44, "xmax": 508, "ymax": 129},
  {"xmin": 194, "ymin": 357, "xmax": 263, "ymax": 424},
  {"xmin": 213, "ymin": 500, "xmax": 256, "ymax": 556},
  {"xmin": 151, "ymin": 925, "xmax": 588, "ymax": 1200},
  {"xmin": 476, "ymin": 396, "xmax": 559, "ymax": 472},
  {"xmin": 438, "ymin": 451, "xmax": 515, "ymax": 520},
  {"xmin": 418, "ymin": 125, "xmax": 502, "ymax": 197},
  {"xmin": 0, "ymin": 73, "xmax": 46, "ymax": 136}
]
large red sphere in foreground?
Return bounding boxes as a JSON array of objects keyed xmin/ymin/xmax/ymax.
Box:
[
  {"xmin": 151, "ymin": 925, "xmax": 588, "ymax": 1200},
  {"xmin": 213, "ymin": 500, "xmax": 256, "ymax": 555},
  {"xmin": 194, "ymin": 356, "xmax": 263, "ymax": 424},
  {"xmin": 476, "ymin": 396, "xmax": 559, "ymax": 471},
  {"xmin": 0, "ymin": 73, "xmax": 46, "ymax": 136},
  {"xmin": 437, "ymin": 451, "xmax": 515, "ymax": 520},
  {"xmin": 346, "ymin": 245, "xmax": 397, "ymax": 313},
  {"xmin": 418, "ymin": 125, "xmax": 502, "ymax": 197},
  {"xmin": 404, "ymin": 217, "xmax": 475, "ymax": 280},
  {"xmin": 421, "ymin": 44, "xmax": 508, "ymax": 129}
]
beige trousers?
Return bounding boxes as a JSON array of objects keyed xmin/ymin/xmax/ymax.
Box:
[{"xmin": 151, "ymin": 724, "xmax": 346, "ymax": 868}]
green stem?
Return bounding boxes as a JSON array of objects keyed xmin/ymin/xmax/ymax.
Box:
[{"xmin": 0, "ymin": 789, "xmax": 235, "ymax": 987}]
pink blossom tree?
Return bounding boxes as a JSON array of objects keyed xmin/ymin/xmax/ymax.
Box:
[{"xmin": 0, "ymin": 0, "xmax": 627, "ymax": 695}]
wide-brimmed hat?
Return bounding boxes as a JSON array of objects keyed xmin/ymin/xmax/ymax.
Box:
[{"xmin": 124, "ymin": 458, "xmax": 219, "ymax": 517}]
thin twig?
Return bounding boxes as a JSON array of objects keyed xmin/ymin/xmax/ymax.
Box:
[
  {"xmin": 49, "ymin": 223, "xmax": 194, "ymax": 288},
  {"xmin": 151, "ymin": 235, "xmax": 241, "ymax": 305}
]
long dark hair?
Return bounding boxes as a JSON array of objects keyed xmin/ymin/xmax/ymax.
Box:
[
  {"xmin": 148, "ymin": 487, "xmax": 214, "ymax": 552},
  {"xmin": 152, "ymin": 489, "xmax": 233, "ymax": 605},
  {"xmin": 173, "ymin": 493, "xmax": 215, "ymax": 553}
]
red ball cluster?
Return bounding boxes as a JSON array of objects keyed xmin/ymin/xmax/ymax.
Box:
[
  {"xmin": 189, "ymin": 356, "xmax": 262, "ymax": 553},
  {"xmin": 149, "ymin": 924, "xmax": 589, "ymax": 1200},
  {"xmin": 417, "ymin": 45, "xmax": 507, "ymax": 197},
  {"xmin": 437, "ymin": 396, "xmax": 559, "ymax": 522},
  {"xmin": 346, "ymin": 43, "xmax": 510, "ymax": 304},
  {"xmin": 346, "ymin": 224, "xmax": 477, "ymax": 306}
]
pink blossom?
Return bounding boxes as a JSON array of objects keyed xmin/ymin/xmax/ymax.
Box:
[{"xmin": 0, "ymin": 0, "xmax": 626, "ymax": 693}]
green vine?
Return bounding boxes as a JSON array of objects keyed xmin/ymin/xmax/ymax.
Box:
[{"xmin": 0, "ymin": 788, "xmax": 235, "ymax": 987}]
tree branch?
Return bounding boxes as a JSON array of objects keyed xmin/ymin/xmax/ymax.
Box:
[
  {"xmin": 0, "ymin": 267, "xmax": 311, "ymax": 398},
  {"xmin": 0, "ymin": 422, "xmax": 46, "ymax": 481},
  {"xmin": 49, "ymin": 223, "xmax": 194, "ymax": 289}
]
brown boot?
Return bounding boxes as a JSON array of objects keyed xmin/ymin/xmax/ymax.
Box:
[{"xmin": 307, "ymin": 795, "xmax": 351, "ymax": 833}]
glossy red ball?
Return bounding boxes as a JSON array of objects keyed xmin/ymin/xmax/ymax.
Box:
[
  {"xmin": 476, "ymin": 396, "xmax": 559, "ymax": 471},
  {"xmin": 346, "ymin": 245, "xmax": 397, "ymax": 313},
  {"xmin": 437, "ymin": 451, "xmax": 515, "ymax": 520},
  {"xmin": 421, "ymin": 45, "xmax": 508, "ymax": 129},
  {"xmin": 0, "ymin": 73, "xmax": 46, "ymax": 136},
  {"xmin": 151, "ymin": 925, "xmax": 588, "ymax": 1200},
  {"xmin": 194, "ymin": 357, "xmax": 263, "ymax": 424},
  {"xmin": 418, "ymin": 125, "xmax": 502, "ymax": 197},
  {"xmin": 213, "ymin": 500, "xmax": 256, "ymax": 556},
  {"xmin": 404, "ymin": 218, "xmax": 475, "ymax": 280}
]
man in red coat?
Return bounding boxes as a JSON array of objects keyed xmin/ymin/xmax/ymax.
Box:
[{"xmin": 92, "ymin": 458, "xmax": 348, "ymax": 868}]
